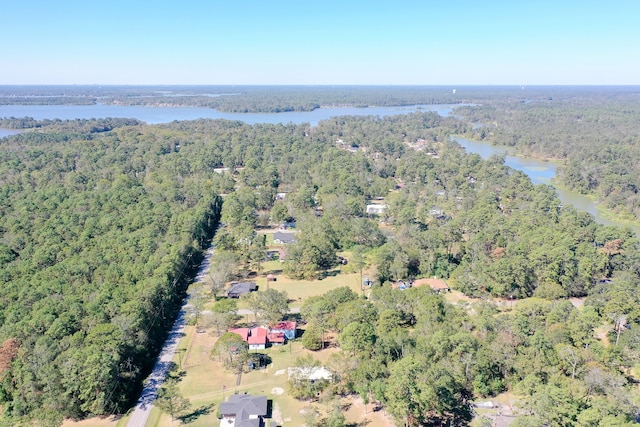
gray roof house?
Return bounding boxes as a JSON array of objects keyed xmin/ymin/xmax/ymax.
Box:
[
  {"xmin": 227, "ymin": 282, "xmax": 257, "ymax": 298},
  {"xmin": 219, "ymin": 394, "xmax": 268, "ymax": 427},
  {"xmin": 273, "ymin": 231, "xmax": 296, "ymax": 245}
]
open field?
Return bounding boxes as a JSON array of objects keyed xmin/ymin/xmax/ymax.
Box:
[
  {"xmin": 62, "ymin": 417, "xmax": 123, "ymax": 427},
  {"xmin": 142, "ymin": 322, "xmax": 393, "ymax": 427},
  {"xmin": 243, "ymin": 261, "xmax": 370, "ymax": 310}
]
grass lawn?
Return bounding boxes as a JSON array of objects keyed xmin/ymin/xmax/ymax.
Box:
[
  {"xmin": 142, "ymin": 324, "xmax": 375, "ymax": 427},
  {"xmin": 252, "ymin": 262, "xmax": 370, "ymax": 309},
  {"xmin": 61, "ymin": 417, "xmax": 124, "ymax": 427}
]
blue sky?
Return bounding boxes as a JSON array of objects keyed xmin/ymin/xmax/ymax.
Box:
[{"xmin": 2, "ymin": 0, "xmax": 639, "ymax": 85}]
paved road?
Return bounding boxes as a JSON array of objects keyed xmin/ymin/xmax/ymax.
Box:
[
  {"xmin": 236, "ymin": 307, "xmax": 300, "ymax": 315},
  {"xmin": 126, "ymin": 245, "xmax": 215, "ymax": 427}
]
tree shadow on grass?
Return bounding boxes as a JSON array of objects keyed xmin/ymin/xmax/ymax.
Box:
[
  {"xmin": 179, "ymin": 403, "xmax": 215, "ymax": 424},
  {"xmin": 320, "ymin": 269, "xmax": 340, "ymax": 279}
]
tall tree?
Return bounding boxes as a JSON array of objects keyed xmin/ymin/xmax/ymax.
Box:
[{"xmin": 155, "ymin": 377, "xmax": 191, "ymax": 421}]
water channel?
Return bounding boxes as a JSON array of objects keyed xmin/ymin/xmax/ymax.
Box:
[{"xmin": 452, "ymin": 136, "xmax": 640, "ymax": 235}]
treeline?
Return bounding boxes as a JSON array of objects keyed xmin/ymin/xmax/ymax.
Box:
[
  {"xmin": 0, "ymin": 122, "xmax": 223, "ymax": 424},
  {"xmin": 1, "ymin": 85, "xmax": 489, "ymax": 112},
  {"xmin": 457, "ymin": 87, "xmax": 640, "ymax": 221},
  {"xmin": 0, "ymin": 117, "xmax": 141, "ymax": 131}
]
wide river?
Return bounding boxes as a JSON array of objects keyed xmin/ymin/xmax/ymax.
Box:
[
  {"xmin": 1, "ymin": 103, "xmax": 636, "ymax": 234},
  {"xmin": 0, "ymin": 103, "xmax": 458, "ymax": 127}
]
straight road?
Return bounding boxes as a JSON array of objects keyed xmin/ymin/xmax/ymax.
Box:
[{"xmin": 126, "ymin": 245, "xmax": 215, "ymax": 427}]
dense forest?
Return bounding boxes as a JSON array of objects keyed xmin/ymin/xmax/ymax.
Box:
[
  {"xmin": 0, "ymin": 118, "xmax": 223, "ymax": 425},
  {"xmin": 457, "ymin": 87, "xmax": 640, "ymax": 222},
  {"xmin": 1, "ymin": 87, "xmax": 640, "ymax": 425}
]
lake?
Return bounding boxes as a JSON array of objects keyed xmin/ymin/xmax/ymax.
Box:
[
  {"xmin": 0, "ymin": 103, "xmax": 460, "ymax": 126},
  {"xmin": 453, "ymin": 136, "xmax": 640, "ymax": 234},
  {"xmin": 0, "ymin": 128, "xmax": 22, "ymax": 138}
]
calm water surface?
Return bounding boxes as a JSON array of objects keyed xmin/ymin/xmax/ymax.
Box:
[
  {"xmin": 0, "ymin": 103, "xmax": 459, "ymax": 126},
  {"xmin": 0, "ymin": 128, "xmax": 22, "ymax": 138},
  {"xmin": 453, "ymin": 136, "xmax": 639, "ymax": 234}
]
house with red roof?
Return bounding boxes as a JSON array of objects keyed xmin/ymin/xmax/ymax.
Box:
[
  {"xmin": 266, "ymin": 332, "xmax": 286, "ymax": 345},
  {"xmin": 229, "ymin": 324, "xmax": 294, "ymax": 350},
  {"xmin": 411, "ymin": 278, "xmax": 450, "ymax": 293},
  {"xmin": 228, "ymin": 327, "xmax": 250, "ymax": 342},
  {"xmin": 247, "ymin": 327, "xmax": 268, "ymax": 350},
  {"xmin": 269, "ymin": 321, "xmax": 297, "ymax": 340}
]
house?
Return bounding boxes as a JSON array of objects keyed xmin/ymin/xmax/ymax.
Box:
[
  {"xmin": 269, "ymin": 321, "xmax": 297, "ymax": 340},
  {"xmin": 229, "ymin": 327, "xmax": 284, "ymax": 349},
  {"xmin": 273, "ymin": 231, "xmax": 296, "ymax": 245},
  {"xmin": 266, "ymin": 332, "xmax": 286, "ymax": 346},
  {"xmin": 412, "ymin": 278, "xmax": 450, "ymax": 293},
  {"xmin": 366, "ymin": 204, "xmax": 387, "ymax": 215},
  {"xmin": 247, "ymin": 327, "xmax": 268, "ymax": 350},
  {"xmin": 219, "ymin": 394, "xmax": 268, "ymax": 427},
  {"xmin": 227, "ymin": 282, "xmax": 257, "ymax": 298},
  {"xmin": 229, "ymin": 327, "xmax": 250, "ymax": 342}
]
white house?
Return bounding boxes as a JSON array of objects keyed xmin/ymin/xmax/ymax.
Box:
[{"xmin": 366, "ymin": 204, "xmax": 387, "ymax": 215}]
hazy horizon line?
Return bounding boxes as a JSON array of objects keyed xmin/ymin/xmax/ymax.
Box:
[{"xmin": 2, "ymin": 84, "xmax": 640, "ymax": 88}]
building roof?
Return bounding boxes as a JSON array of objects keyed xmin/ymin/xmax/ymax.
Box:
[
  {"xmin": 412, "ymin": 278, "xmax": 449, "ymax": 290},
  {"xmin": 270, "ymin": 321, "xmax": 297, "ymax": 331},
  {"xmin": 288, "ymin": 366, "xmax": 333, "ymax": 381},
  {"xmin": 247, "ymin": 327, "xmax": 268, "ymax": 346},
  {"xmin": 273, "ymin": 231, "xmax": 296, "ymax": 244},
  {"xmin": 267, "ymin": 332, "xmax": 285, "ymax": 344},
  {"xmin": 219, "ymin": 394, "xmax": 267, "ymax": 427},
  {"xmin": 228, "ymin": 328, "xmax": 250, "ymax": 342},
  {"xmin": 229, "ymin": 327, "xmax": 289, "ymax": 346},
  {"xmin": 227, "ymin": 281, "xmax": 257, "ymax": 296},
  {"xmin": 366, "ymin": 204, "xmax": 387, "ymax": 214}
]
